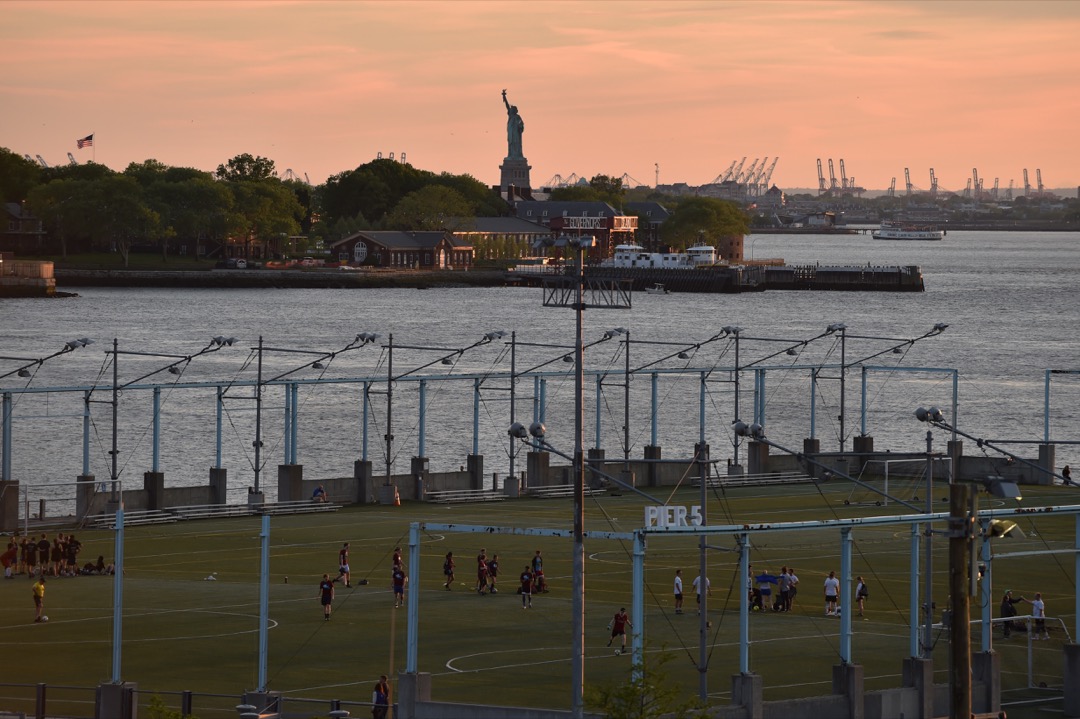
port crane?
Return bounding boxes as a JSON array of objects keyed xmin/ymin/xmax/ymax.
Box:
[
  {"xmin": 992, "ymin": 178, "xmax": 999, "ymax": 200},
  {"xmin": 1006, "ymin": 180, "xmax": 1014, "ymax": 201},
  {"xmin": 741, "ymin": 158, "xmax": 761, "ymax": 185},
  {"xmin": 712, "ymin": 159, "xmax": 736, "ymax": 184},
  {"xmin": 887, "ymin": 177, "xmax": 896, "ymax": 198},
  {"xmin": 929, "ymin": 169, "xmax": 938, "ymax": 198},
  {"xmin": 904, "ymin": 168, "xmax": 913, "ymax": 196},
  {"xmin": 972, "ymin": 168, "xmax": 980, "ymax": 201},
  {"xmin": 760, "ymin": 157, "xmax": 778, "ymax": 190},
  {"xmin": 1037, "ymin": 169, "xmax": 1045, "ymax": 194},
  {"xmin": 67, "ymin": 153, "xmax": 78, "ymax": 166},
  {"xmin": 840, "ymin": 159, "xmax": 849, "ymax": 192},
  {"xmin": 816, "ymin": 159, "xmax": 827, "ymax": 194},
  {"xmin": 827, "ymin": 159, "xmax": 839, "ymax": 193},
  {"xmin": 1023, "ymin": 169, "xmax": 1031, "ymax": 197},
  {"xmin": 35, "ymin": 155, "xmax": 49, "ymax": 168}
]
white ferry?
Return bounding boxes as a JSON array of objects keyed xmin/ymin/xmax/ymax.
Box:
[
  {"xmin": 872, "ymin": 221, "xmax": 945, "ymax": 241},
  {"xmin": 601, "ymin": 243, "xmax": 721, "ymax": 269}
]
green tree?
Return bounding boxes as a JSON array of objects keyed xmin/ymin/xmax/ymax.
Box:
[
  {"xmin": 384, "ymin": 185, "xmax": 474, "ymax": 231},
  {"xmin": 215, "ymin": 153, "xmax": 277, "ymax": 182},
  {"xmin": 585, "ymin": 650, "xmax": 708, "ymax": 719},
  {"xmin": 228, "ymin": 180, "xmax": 303, "ymax": 257},
  {"xmin": 26, "ymin": 178, "xmax": 94, "ymax": 257},
  {"xmin": 661, "ymin": 197, "xmax": 749, "ymax": 249},
  {"xmin": 0, "ymin": 147, "xmax": 41, "ymax": 203},
  {"xmin": 85, "ymin": 175, "xmax": 161, "ymax": 266},
  {"xmin": 146, "ymin": 695, "xmax": 198, "ymax": 719},
  {"xmin": 146, "ymin": 175, "xmax": 235, "ymax": 261}
]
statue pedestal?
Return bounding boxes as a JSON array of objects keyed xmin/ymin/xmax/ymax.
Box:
[{"xmin": 499, "ymin": 157, "xmax": 532, "ymax": 198}]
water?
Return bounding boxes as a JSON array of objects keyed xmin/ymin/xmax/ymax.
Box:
[{"xmin": 2, "ymin": 231, "xmax": 1078, "ymax": 505}]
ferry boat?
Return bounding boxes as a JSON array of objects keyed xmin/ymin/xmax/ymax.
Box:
[
  {"xmin": 872, "ymin": 221, "xmax": 945, "ymax": 241},
  {"xmin": 601, "ymin": 243, "xmax": 721, "ymax": 269}
]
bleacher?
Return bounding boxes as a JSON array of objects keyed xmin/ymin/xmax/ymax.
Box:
[
  {"xmin": 706, "ymin": 471, "xmax": 813, "ymax": 488},
  {"xmin": 86, "ymin": 509, "xmax": 177, "ymax": 529},
  {"xmin": 167, "ymin": 503, "xmax": 254, "ymax": 521},
  {"xmin": 525, "ymin": 484, "xmax": 607, "ymax": 499},
  {"xmin": 425, "ymin": 488, "xmax": 505, "ymax": 504},
  {"xmin": 259, "ymin": 499, "xmax": 342, "ymax": 515}
]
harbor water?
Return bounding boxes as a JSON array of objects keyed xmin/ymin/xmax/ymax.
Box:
[{"xmin": 1, "ymin": 230, "xmax": 1078, "ymax": 505}]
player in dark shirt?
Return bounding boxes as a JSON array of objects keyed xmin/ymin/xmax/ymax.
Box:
[
  {"xmin": 392, "ymin": 566, "xmax": 407, "ymax": 608},
  {"xmin": 531, "ymin": 549, "xmax": 547, "ymax": 592},
  {"xmin": 520, "ymin": 566, "xmax": 533, "ymax": 608},
  {"xmin": 486, "ymin": 554, "xmax": 500, "ymax": 593},
  {"xmin": 607, "ymin": 608, "xmax": 631, "ymax": 654},
  {"xmin": 317, "ymin": 574, "xmax": 335, "ymax": 620}
]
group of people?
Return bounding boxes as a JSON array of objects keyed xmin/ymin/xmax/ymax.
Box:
[
  {"xmin": 671, "ymin": 568, "xmax": 713, "ymax": 616},
  {"xmin": 743, "ymin": 565, "xmax": 801, "ymax": 613},
  {"xmin": 3, "ymin": 532, "xmax": 113, "ymax": 582},
  {"xmin": 1000, "ymin": 589, "xmax": 1050, "ymax": 639}
]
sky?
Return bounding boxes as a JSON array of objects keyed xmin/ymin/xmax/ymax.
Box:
[{"xmin": 3, "ymin": 1, "xmax": 1079, "ymax": 193}]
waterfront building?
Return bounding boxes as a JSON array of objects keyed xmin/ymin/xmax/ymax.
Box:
[{"xmin": 328, "ymin": 230, "xmax": 473, "ymax": 269}]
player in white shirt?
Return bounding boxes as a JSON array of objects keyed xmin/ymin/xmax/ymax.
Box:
[
  {"xmin": 823, "ymin": 570, "xmax": 840, "ymax": 615},
  {"xmin": 673, "ymin": 569, "xmax": 684, "ymax": 614}
]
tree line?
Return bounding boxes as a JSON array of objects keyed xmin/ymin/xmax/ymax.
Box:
[{"xmin": 0, "ymin": 148, "xmax": 750, "ymax": 265}]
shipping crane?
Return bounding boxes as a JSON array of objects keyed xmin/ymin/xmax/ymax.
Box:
[
  {"xmin": 1037, "ymin": 168, "xmax": 1045, "ymax": 194},
  {"xmin": 839, "ymin": 159, "xmax": 849, "ymax": 192},
  {"xmin": 1023, "ymin": 169, "xmax": 1031, "ymax": 196},
  {"xmin": 888, "ymin": 177, "xmax": 896, "ymax": 198},
  {"xmin": 816, "ymin": 159, "xmax": 827, "ymax": 194},
  {"xmin": 964, "ymin": 178, "xmax": 972, "ymax": 198},
  {"xmin": 748, "ymin": 157, "xmax": 768, "ymax": 193},
  {"xmin": 828, "ymin": 159, "xmax": 839, "ymax": 193},
  {"xmin": 655, "ymin": 163, "xmax": 659, "ymax": 188},
  {"xmin": 930, "ymin": 168, "xmax": 938, "ymax": 198},
  {"xmin": 35, "ymin": 155, "xmax": 48, "ymax": 168},
  {"xmin": 1006, "ymin": 180, "xmax": 1014, "ymax": 201},
  {"xmin": 972, "ymin": 168, "xmax": 980, "ymax": 200},
  {"xmin": 760, "ymin": 157, "xmax": 779, "ymax": 189},
  {"xmin": 742, "ymin": 158, "xmax": 761, "ymax": 184},
  {"xmin": 23, "ymin": 154, "xmax": 33, "ymax": 163},
  {"xmin": 730, "ymin": 157, "xmax": 746, "ymax": 185},
  {"xmin": 67, "ymin": 153, "xmax": 77, "ymax": 166},
  {"xmin": 905, "ymin": 167, "xmax": 913, "ymax": 196},
  {"xmin": 992, "ymin": 178, "xmax": 999, "ymax": 200}
]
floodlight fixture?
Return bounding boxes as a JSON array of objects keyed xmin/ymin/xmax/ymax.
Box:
[
  {"xmin": 441, "ymin": 358, "xmax": 454, "ymax": 365},
  {"xmin": 933, "ymin": 323, "xmax": 949, "ymax": 333},
  {"xmin": 914, "ymin": 406, "xmax": 945, "ymax": 423},
  {"xmin": 563, "ymin": 354, "xmax": 575, "ymax": 363},
  {"xmin": 677, "ymin": 351, "xmax": 691, "ymax": 360},
  {"xmin": 529, "ymin": 421, "xmax": 546, "ymax": 438},
  {"xmin": 508, "ymin": 422, "xmax": 528, "ymax": 439},
  {"xmin": 66, "ymin": 337, "xmax": 95, "ymax": 350},
  {"xmin": 211, "ymin": 336, "xmax": 238, "ymax": 347},
  {"xmin": 732, "ymin": 420, "xmax": 764, "ymax": 439},
  {"xmin": 569, "ymin": 235, "xmax": 596, "ymax": 249},
  {"xmin": 311, "ymin": 361, "xmax": 325, "ymax": 370},
  {"xmin": 603, "ymin": 327, "xmax": 628, "ymax": 340},
  {"xmin": 786, "ymin": 348, "xmax": 798, "ymax": 356},
  {"xmin": 167, "ymin": 366, "xmax": 183, "ymax": 375},
  {"xmin": 827, "ymin": 322, "xmax": 847, "ymax": 333},
  {"xmin": 985, "ymin": 480, "xmax": 1022, "ymax": 500},
  {"xmin": 985, "ymin": 518, "xmax": 1024, "ymax": 539},
  {"xmin": 17, "ymin": 368, "xmax": 31, "ymax": 378},
  {"xmin": 483, "ymin": 330, "xmax": 507, "ymax": 342}
]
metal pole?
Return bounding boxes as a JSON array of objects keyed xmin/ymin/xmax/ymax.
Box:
[
  {"xmin": 922, "ymin": 430, "xmax": 934, "ymax": 658},
  {"xmin": 111, "ymin": 504, "xmax": 124, "ymax": 683},
  {"xmin": 594, "ymin": 374, "xmax": 602, "ymax": 449},
  {"xmin": 508, "ymin": 332, "xmax": 516, "ymax": 479},
  {"xmin": 840, "ymin": 527, "xmax": 852, "ymax": 663},
  {"xmin": 152, "ymin": 387, "xmax": 161, "ymax": 471},
  {"xmin": 253, "ymin": 336, "xmax": 263, "ymax": 494},
  {"xmin": 980, "ymin": 519, "xmax": 993, "ymax": 652},
  {"xmin": 2, "ymin": 392, "xmax": 12, "ymax": 482},
  {"xmin": 650, "ymin": 372, "xmax": 658, "ymax": 447},
  {"xmin": 472, "ymin": 377, "xmax": 481, "ymax": 457},
  {"xmin": 215, "ymin": 386, "xmax": 223, "ymax": 468},
  {"xmin": 910, "ymin": 524, "xmax": 920, "ymax": 658},
  {"xmin": 698, "ymin": 370, "xmax": 708, "ymax": 701},
  {"xmin": 406, "ymin": 523, "xmax": 421, "ymax": 673},
  {"xmin": 82, "ymin": 390, "xmax": 91, "ymax": 476},
  {"xmin": 283, "ymin": 382, "xmax": 292, "ymax": 465},
  {"xmin": 418, "ymin": 380, "xmax": 426, "ymax": 458},
  {"xmin": 738, "ymin": 533, "xmax": 750, "ymax": 673},
  {"xmin": 623, "ymin": 331, "xmax": 630, "ymax": 464},
  {"xmin": 839, "ymin": 325, "xmax": 847, "ymax": 452},
  {"xmin": 362, "ymin": 381, "xmax": 370, "ymax": 462},
  {"xmin": 571, "ymin": 244, "xmax": 586, "ymax": 719},
  {"xmin": 631, "ymin": 531, "xmax": 644, "ymax": 681},
  {"xmin": 385, "ymin": 334, "xmax": 394, "ymax": 486},
  {"xmin": 257, "ymin": 513, "xmax": 270, "ymax": 691},
  {"xmin": 949, "ymin": 482, "xmax": 972, "ymax": 719},
  {"xmin": 111, "ymin": 338, "xmax": 119, "ymax": 500},
  {"xmin": 733, "ymin": 332, "xmax": 741, "ymax": 467}
]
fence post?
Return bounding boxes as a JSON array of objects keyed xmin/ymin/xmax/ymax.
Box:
[
  {"xmin": 181, "ymin": 690, "xmax": 193, "ymax": 717},
  {"xmin": 35, "ymin": 682, "xmax": 45, "ymax": 719}
]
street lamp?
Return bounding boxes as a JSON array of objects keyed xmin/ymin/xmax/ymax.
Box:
[{"xmin": 0, "ymin": 337, "xmax": 94, "ymax": 381}]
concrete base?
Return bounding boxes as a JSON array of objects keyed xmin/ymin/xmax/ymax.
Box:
[
  {"xmin": 412, "ymin": 456, "xmax": 429, "ymax": 500},
  {"xmin": 143, "ymin": 471, "xmax": 164, "ymax": 510},
  {"xmin": 587, "ymin": 448, "xmax": 605, "ymax": 489},
  {"xmin": 398, "ymin": 671, "xmax": 432, "ymax": 719},
  {"xmin": 831, "ymin": 663, "xmax": 864, "ymax": 719},
  {"xmin": 378, "ymin": 484, "xmax": 401, "ymax": 506},
  {"xmin": 972, "ymin": 651, "xmax": 1000, "ymax": 714},
  {"xmin": 731, "ymin": 672, "xmax": 762, "ymax": 719},
  {"xmin": 76, "ymin": 475, "xmax": 96, "ymax": 520},
  {"xmin": 619, "ymin": 469, "xmax": 635, "ymax": 490},
  {"xmin": 354, "ymin": 460, "xmax": 374, "ymax": 503},
  {"xmin": 241, "ymin": 690, "xmax": 281, "ymax": 718},
  {"xmin": 246, "ymin": 489, "xmax": 265, "ymax": 507},
  {"xmin": 277, "ymin": 464, "xmax": 303, "ymax": 502},
  {"xmin": 901, "ymin": 656, "xmax": 933, "ymax": 719},
  {"xmin": 96, "ymin": 681, "xmax": 137, "ymax": 719},
  {"xmin": 208, "ymin": 467, "xmax": 227, "ymax": 504},
  {"xmin": 1064, "ymin": 643, "xmax": 1080, "ymax": 717},
  {"xmin": 1038, "ymin": 443, "xmax": 1056, "ymax": 485},
  {"xmin": 644, "ymin": 445, "xmax": 661, "ymax": 486},
  {"xmin": 693, "ymin": 442, "xmax": 710, "ymax": 486},
  {"xmin": 526, "ymin": 451, "xmax": 549, "ymax": 488},
  {"xmin": 746, "ymin": 440, "xmax": 768, "ymax": 475},
  {"xmin": 467, "ymin": 454, "xmax": 484, "ymax": 490},
  {"xmin": 852, "ymin": 435, "xmax": 874, "ymax": 473}
]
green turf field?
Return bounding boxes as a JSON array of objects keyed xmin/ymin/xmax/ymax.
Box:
[{"xmin": 1, "ymin": 480, "xmax": 1075, "ymax": 718}]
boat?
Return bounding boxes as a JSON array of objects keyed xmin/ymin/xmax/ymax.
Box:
[
  {"xmin": 645, "ymin": 283, "xmax": 670, "ymax": 295},
  {"xmin": 872, "ymin": 221, "xmax": 945, "ymax": 241},
  {"xmin": 601, "ymin": 243, "xmax": 721, "ymax": 269}
]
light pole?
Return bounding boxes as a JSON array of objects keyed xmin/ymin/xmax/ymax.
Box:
[
  {"xmin": 380, "ymin": 331, "xmax": 505, "ymax": 494},
  {"xmin": 1, "ymin": 338, "xmax": 94, "ymax": 484},
  {"xmin": 247, "ymin": 332, "xmax": 379, "ymax": 496}
]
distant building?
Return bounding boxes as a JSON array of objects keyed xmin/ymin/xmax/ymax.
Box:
[
  {"xmin": 328, "ymin": 231, "xmax": 472, "ymax": 269},
  {"xmin": 451, "ymin": 217, "xmax": 553, "ymax": 261},
  {"xmin": 624, "ymin": 201, "xmax": 671, "ymax": 250},
  {"xmin": 513, "ymin": 201, "xmax": 637, "ymax": 259},
  {"xmin": 1, "ymin": 203, "xmax": 47, "ymax": 254}
]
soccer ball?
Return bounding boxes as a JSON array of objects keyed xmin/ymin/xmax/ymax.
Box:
[
  {"xmin": 614, "ymin": 649, "xmax": 621, "ymax": 655},
  {"xmin": 41, "ymin": 616, "xmax": 48, "ymax": 623}
]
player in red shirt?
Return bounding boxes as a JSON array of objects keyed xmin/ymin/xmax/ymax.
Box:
[
  {"xmin": 338, "ymin": 542, "xmax": 351, "ymax": 588},
  {"xmin": 607, "ymin": 608, "xmax": 631, "ymax": 654},
  {"xmin": 317, "ymin": 574, "xmax": 335, "ymax": 620},
  {"xmin": 520, "ymin": 565, "xmax": 534, "ymax": 608},
  {"xmin": 475, "ymin": 548, "xmax": 489, "ymax": 594}
]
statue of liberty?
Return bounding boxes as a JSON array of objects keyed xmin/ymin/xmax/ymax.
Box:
[{"xmin": 502, "ymin": 89, "xmax": 525, "ymax": 160}]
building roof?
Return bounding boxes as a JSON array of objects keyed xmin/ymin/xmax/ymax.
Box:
[
  {"xmin": 455, "ymin": 217, "xmax": 553, "ymax": 235},
  {"xmin": 329, "ymin": 230, "xmax": 450, "ymax": 251},
  {"xmin": 624, "ymin": 201, "xmax": 671, "ymax": 222},
  {"xmin": 513, "ymin": 200, "xmax": 621, "ymax": 224}
]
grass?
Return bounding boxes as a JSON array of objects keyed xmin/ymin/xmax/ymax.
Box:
[{"xmin": 1, "ymin": 481, "xmax": 1075, "ymax": 718}]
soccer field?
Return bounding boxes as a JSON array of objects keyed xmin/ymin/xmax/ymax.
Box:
[{"xmin": 1, "ymin": 481, "xmax": 1075, "ymax": 718}]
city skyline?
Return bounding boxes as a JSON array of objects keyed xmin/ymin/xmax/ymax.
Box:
[{"xmin": 4, "ymin": 1, "xmax": 1079, "ymax": 193}]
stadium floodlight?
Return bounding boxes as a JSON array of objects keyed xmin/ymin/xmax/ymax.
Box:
[{"xmin": 0, "ymin": 337, "xmax": 96, "ymax": 382}]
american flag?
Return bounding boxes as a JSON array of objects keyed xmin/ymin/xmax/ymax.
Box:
[{"xmin": 77, "ymin": 134, "xmax": 94, "ymax": 149}]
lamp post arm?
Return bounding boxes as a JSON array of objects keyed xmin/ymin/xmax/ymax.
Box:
[
  {"xmin": 630, "ymin": 331, "xmax": 729, "ymax": 374},
  {"xmin": 928, "ymin": 419, "xmax": 1070, "ymax": 485},
  {"xmin": 0, "ymin": 340, "xmax": 91, "ymax": 381},
  {"xmin": 116, "ymin": 341, "xmax": 228, "ymax": 389},
  {"xmin": 391, "ymin": 335, "xmax": 498, "ymax": 382}
]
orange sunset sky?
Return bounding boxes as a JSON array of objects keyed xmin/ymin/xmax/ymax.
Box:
[{"xmin": 3, "ymin": 0, "xmax": 1079, "ymax": 193}]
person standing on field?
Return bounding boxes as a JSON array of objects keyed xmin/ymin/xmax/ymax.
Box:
[
  {"xmin": 673, "ymin": 569, "xmax": 684, "ymax": 614},
  {"xmin": 520, "ymin": 565, "xmax": 534, "ymax": 608},
  {"xmin": 32, "ymin": 576, "xmax": 46, "ymax": 622},
  {"xmin": 607, "ymin": 607, "xmax": 631, "ymax": 654},
  {"xmin": 372, "ymin": 674, "xmax": 390, "ymax": 719},
  {"xmin": 824, "ymin": 570, "xmax": 840, "ymax": 616},
  {"xmin": 338, "ymin": 542, "xmax": 352, "ymax": 588},
  {"xmin": 317, "ymin": 573, "xmax": 335, "ymax": 620},
  {"xmin": 442, "ymin": 551, "xmax": 455, "ymax": 590}
]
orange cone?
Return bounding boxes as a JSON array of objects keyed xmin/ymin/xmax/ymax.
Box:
[{"xmin": 393, "ymin": 487, "xmax": 401, "ymax": 506}]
